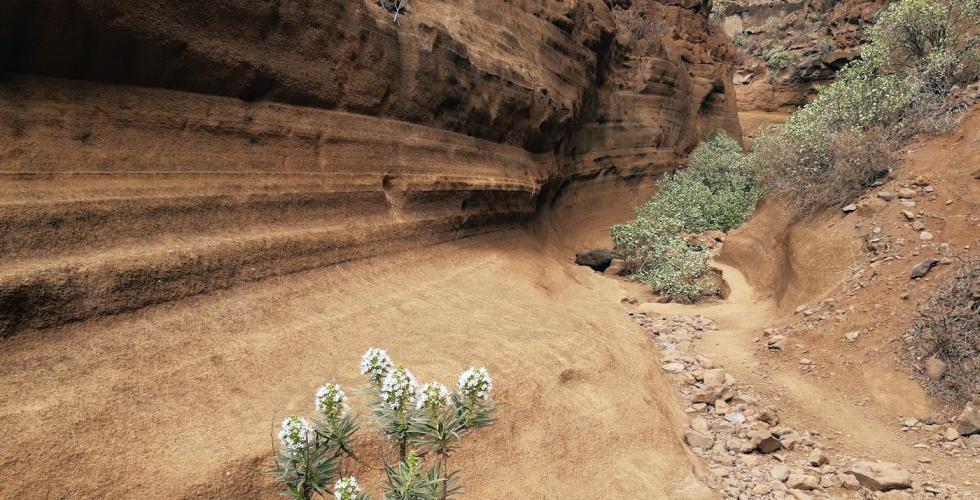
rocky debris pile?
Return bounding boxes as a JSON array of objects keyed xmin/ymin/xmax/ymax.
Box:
[
  {"xmin": 630, "ymin": 313, "xmax": 718, "ymax": 356},
  {"xmin": 890, "ymin": 408, "xmax": 980, "ymax": 459},
  {"xmin": 632, "ymin": 310, "xmax": 971, "ymax": 499}
]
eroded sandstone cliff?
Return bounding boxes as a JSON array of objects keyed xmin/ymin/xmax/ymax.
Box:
[{"xmin": 0, "ymin": 0, "xmax": 739, "ymax": 336}]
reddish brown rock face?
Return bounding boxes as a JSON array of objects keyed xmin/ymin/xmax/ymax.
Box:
[
  {"xmin": 715, "ymin": 0, "xmax": 891, "ymax": 111},
  {"xmin": 0, "ymin": 0, "xmax": 739, "ymax": 335}
]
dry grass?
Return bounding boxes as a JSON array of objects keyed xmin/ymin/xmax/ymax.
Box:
[
  {"xmin": 761, "ymin": 128, "xmax": 897, "ymax": 216},
  {"xmin": 907, "ymin": 260, "xmax": 980, "ymax": 403},
  {"xmin": 611, "ymin": 6, "xmax": 669, "ymax": 56}
]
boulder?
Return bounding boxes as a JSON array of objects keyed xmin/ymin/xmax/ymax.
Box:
[
  {"xmin": 692, "ymin": 383, "xmax": 732, "ymax": 404},
  {"xmin": 690, "ymin": 416, "xmax": 710, "ymax": 433},
  {"xmin": 749, "ymin": 429, "xmax": 783, "ymax": 454},
  {"xmin": 767, "ymin": 335, "xmax": 787, "ymax": 350},
  {"xmin": 842, "ymin": 204, "xmax": 857, "ymax": 213},
  {"xmin": 909, "ymin": 259, "xmax": 939, "ymax": 279},
  {"xmin": 924, "ymin": 358, "xmax": 946, "ymax": 380},
  {"xmin": 770, "ymin": 464, "xmax": 791, "ymax": 482},
  {"xmin": 955, "ymin": 404, "xmax": 980, "ymax": 436},
  {"xmin": 807, "ymin": 448, "xmax": 829, "ymax": 466},
  {"xmin": 848, "ymin": 461, "xmax": 912, "ymax": 491},
  {"xmin": 966, "ymin": 434, "xmax": 980, "ymax": 449},
  {"xmin": 702, "ymin": 368, "xmax": 727, "ymax": 387},
  {"xmin": 661, "ymin": 362, "xmax": 686, "ymax": 374},
  {"xmin": 756, "ymin": 407, "xmax": 780, "ymax": 425},
  {"xmin": 683, "ymin": 429, "xmax": 715, "ymax": 449},
  {"xmin": 786, "ymin": 473, "xmax": 819, "ymax": 490},
  {"xmin": 574, "ymin": 248, "xmax": 613, "ymax": 271},
  {"xmin": 897, "ymin": 188, "xmax": 917, "ymax": 199},
  {"xmin": 726, "ymin": 438, "xmax": 754, "ymax": 454},
  {"xmin": 943, "ymin": 427, "xmax": 960, "ymax": 441},
  {"xmin": 838, "ymin": 472, "xmax": 862, "ymax": 491}
]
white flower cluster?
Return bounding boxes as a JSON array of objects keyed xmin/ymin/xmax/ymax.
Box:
[
  {"xmin": 314, "ymin": 382, "xmax": 349, "ymax": 421},
  {"xmin": 458, "ymin": 367, "xmax": 493, "ymax": 401},
  {"xmin": 333, "ymin": 476, "xmax": 362, "ymax": 500},
  {"xmin": 379, "ymin": 365, "xmax": 417, "ymax": 412},
  {"xmin": 415, "ymin": 381, "xmax": 450, "ymax": 411},
  {"xmin": 278, "ymin": 415, "xmax": 311, "ymax": 454},
  {"xmin": 360, "ymin": 347, "xmax": 393, "ymax": 385}
]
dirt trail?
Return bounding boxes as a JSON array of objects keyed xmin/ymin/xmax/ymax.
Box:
[{"xmin": 636, "ymin": 263, "xmax": 943, "ymax": 466}]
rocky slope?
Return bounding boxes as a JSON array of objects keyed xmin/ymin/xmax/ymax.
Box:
[
  {"xmin": 713, "ymin": 0, "xmax": 891, "ymax": 111},
  {"xmin": 0, "ymin": 0, "xmax": 740, "ymax": 337}
]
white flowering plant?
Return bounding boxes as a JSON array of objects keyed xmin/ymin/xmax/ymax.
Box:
[
  {"xmin": 272, "ymin": 415, "xmax": 340, "ymax": 500},
  {"xmin": 383, "ymin": 450, "xmax": 458, "ymax": 500},
  {"xmin": 360, "ymin": 348, "xmax": 394, "ymax": 387},
  {"xmin": 313, "ymin": 383, "xmax": 359, "ymax": 458},
  {"xmin": 373, "ymin": 364, "xmax": 419, "ymax": 459},
  {"xmin": 334, "ymin": 476, "xmax": 370, "ymax": 500},
  {"xmin": 271, "ymin": 349, "xmax": 497, "ymax": 500}
]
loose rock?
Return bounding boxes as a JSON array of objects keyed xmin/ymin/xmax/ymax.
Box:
[
  {"xmin": 786, "ymin": 473, "xmax": 819, "ymax": 490},
  {"xmin": 924, "ymin": 358, "xmax": 946, "ymax": 381},
  {"xmin": 750, "ymin": 430, "xmax": 784, "ymax": 454},
  {"xmin": 849, "ymin": 461, "xmax": 912, "ymax": 491},
  {"xmin": 897, "ymin": 188, "xmax": 917, "ymax": 199},
  {"xmin": 955, "ymin": 404, "xmax": 979, "ymax": 436},
  {"xmin": 684, "ymin": 429, "xmax": 715, "ymax": 449},
  {"xmin": 909, "ymin": 259, "xmax": 939, "ymax": 279}
]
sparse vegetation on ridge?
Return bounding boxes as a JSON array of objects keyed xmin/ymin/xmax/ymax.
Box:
[
  {"xmin": 756, "ymin": 0, "xmax": 979, "ymax": 213},
  {"xmin": 270, "ymin": 348, "xmax": 497, "ymax": 499},
  {"xmin": 764, "ymin": 49, "xmax": 790, "ymax": 71}
]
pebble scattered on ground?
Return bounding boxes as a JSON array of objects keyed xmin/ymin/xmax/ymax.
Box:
[{"xmin": 629, "ymin": 311, "xmax": 978, "ymax": 499}]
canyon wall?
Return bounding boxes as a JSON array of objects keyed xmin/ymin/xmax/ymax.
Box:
[
  {"xmin": 0, "ymin": 0, "xmax": 739, "ymax": 336},
  {"xmin": 715, "ymin": 0, "xmax": 890, "ymax": 110}
]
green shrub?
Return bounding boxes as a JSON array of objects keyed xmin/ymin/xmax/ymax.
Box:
[
  {"xmin": 734, "ymin": 34, "xmax": 748, "ymax": 47},
  {"xmin": 611, "ymin": 133, "xmax": 760, "ymax": 302},
  {"xmin": 765, "ymin": 49, "xmax": 790, "ymax": 71}
]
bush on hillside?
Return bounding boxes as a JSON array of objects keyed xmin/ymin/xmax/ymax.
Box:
[
  {"xmin": 755, "ymin": 0, "xmax": 979, "ymax": 213},
  {"xmin": 907, "ymin": 261, "xmax": 980, "ymax": 402},
  {"xmin": 611, "ymin": 133, "xmax": 761, "ymax": 302},
  {"xmin": 765, "ymin": 49, "xmax": 790, "ymax": 71}
]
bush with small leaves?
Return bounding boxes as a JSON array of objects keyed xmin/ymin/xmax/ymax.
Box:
[
  {"xmin": 611, "ymin": 132, "xmax": 761, "ymax": 302},
  {"xmin": 765, "ymin": 49, "xmax": 790, "ymax": 71}
]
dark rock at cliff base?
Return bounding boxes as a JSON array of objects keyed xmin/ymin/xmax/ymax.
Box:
[{"xmin": 575, "ymin": 249, "xmax": 614, "ymax": 272}]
